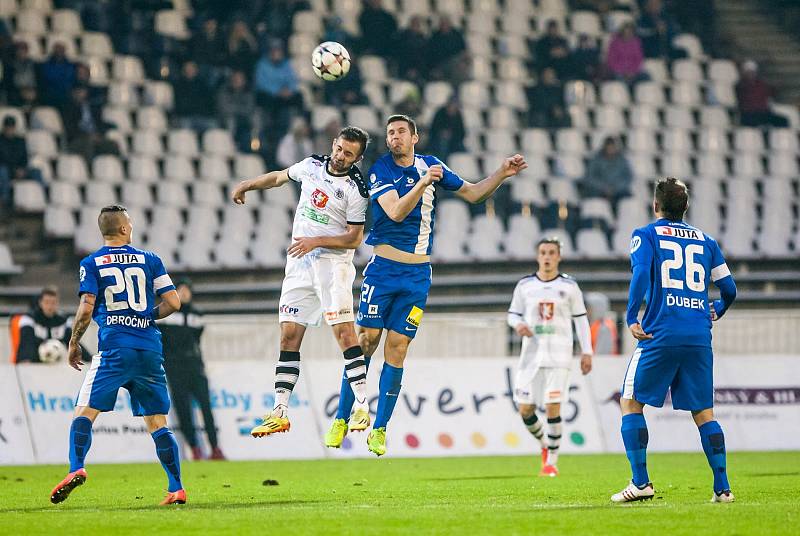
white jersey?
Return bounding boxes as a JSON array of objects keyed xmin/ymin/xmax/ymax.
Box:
[
  {"xmin": 287, "ymin": 155, "xmax": 369, "ymax": 261},
  {"xmin": 507, "ymin": 273, "xmax": 593, "ymax": 372}
]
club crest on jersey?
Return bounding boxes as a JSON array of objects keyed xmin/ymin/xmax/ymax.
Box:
[
  {"xmin": 310, "ymin": 188, "xmax": 329, "ymax": 209},
  {"xmin": 655, "ymin": 226, "xmax": 705, "ymax": 241},
  {"xmin": 335, "ymin": 188, "xmax": 344, "ymax": 200},
  {"xmin": 539, "ymin": 301, "xmax": 555, "ymax": 321},
  {"xmin": 630, "ymin": 236, "xmax": 642, "ymax": 253}
]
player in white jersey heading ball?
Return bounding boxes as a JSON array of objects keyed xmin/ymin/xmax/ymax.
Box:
[
  {"xmin": 507, "ymin": 237, "xmax": 593, "ymax": 477},
  {"xmin": 231, "ymin": 126, "xmax": 372, "ymax": 438}
]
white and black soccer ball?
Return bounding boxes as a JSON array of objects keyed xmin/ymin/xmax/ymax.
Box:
[
  {"xmin": 311, "ymin": 41, "xmax": 351, "ymax": 81},
  {"xmin": 38, "ymin": 338, "xmax": 67, "ymax": 363}
]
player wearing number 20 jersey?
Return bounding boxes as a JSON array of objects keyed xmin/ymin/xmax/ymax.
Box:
[{"xmin": 51, "ymin": 205, "xmax": 186, "ymax": 507}]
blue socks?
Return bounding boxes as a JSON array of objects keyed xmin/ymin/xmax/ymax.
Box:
[
  {"xmin": 699, "ymin": 420, "xmax": 730, "ymax": 493},
  {"xmin": 621, "ymin": 413, "xmax": 650, "ymax": 487},
  {"xmin": 152, "ymin": 427, "xmax": 183, "ymax": 492},
  {"xmin": 374, "ymin": 363, "xmax": 403, "ymax": 430},
  {"xmin": 68, "ymin": 416, "xmax": 93, "ymax": 472},
  {"xmin": 336, "ymin": 356, "xmax": 371, "ymax": 421}
]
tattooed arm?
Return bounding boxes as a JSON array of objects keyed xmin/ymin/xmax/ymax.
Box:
[{"xmin": 68, "ymin": 293, "xmax": 96, "ymax": 371}]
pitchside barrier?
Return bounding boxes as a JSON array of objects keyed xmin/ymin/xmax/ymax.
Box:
[
  {"xmin": 3, "ymin": 311, "xmax": 800, "ymax": 362},
  {"xmin": 2, "ymin": 356, "xmax": 798, "ymax": 465}
]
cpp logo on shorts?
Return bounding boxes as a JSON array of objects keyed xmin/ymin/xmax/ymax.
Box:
[
  {"xmin": 79, "ymin": 266, "xmax": 86, "ymax": 282},
  {"xmin": 279, "ymin": 305, "xmax": 300, "ymax": 316},
  {"xmin": 630, "ymin": 235, "xmax": 641, "ymax": 254}
]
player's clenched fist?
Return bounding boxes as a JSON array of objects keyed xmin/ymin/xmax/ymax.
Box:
[
  {"xmin": 231, "ymin": 181, "xmax": 249, "ymax": 204},
  {"xmin": 68, "ymin": 341, "xmax": 84, "ymax": 371},
  {"xmin": 499, "ymin": 154, "xmax": 528, "ymax": 178},
  {"xmin": 421, "ymin": 164, "xmax": 443, "ymax": 186},
  {"xmin": 514, "ymin": 322, "xmax": 534, "ymax": 338}
]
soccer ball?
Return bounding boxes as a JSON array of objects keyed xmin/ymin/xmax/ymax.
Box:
[
  {"xmin": 311, "ymin": 41, "xmax": 351, "ymax": 81},
  {"xmin": 38, "ymin": 338, "xmax": 66, "ymax": 363}
]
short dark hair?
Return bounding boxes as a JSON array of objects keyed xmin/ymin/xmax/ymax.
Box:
[
  {"xmin": 338, "ymin": 126, "xmax": 370, "ymax": 155},
  {"xmin": 537, "ymin": 237, "xmax": 562, "ymax": 253},
  {"xmin": 39, "ymin": 286, "xmax": 59, "ymax": 300},
  {"xmin": 386, "ymin": 114, "xmax": 417, "ymax": 135},
  {"xmin": 654, "ymin": 177, "xmax": 689, "ymax": 221},
  {"xmin": 98, "ymin": 205, "xmax": 129, "ymax": 237}
]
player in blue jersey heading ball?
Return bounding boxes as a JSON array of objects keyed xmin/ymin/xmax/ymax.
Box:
[
  {"xmin": 324, "ymin": 114, "xmax": 527, "ymax": 455},
  {"xmin": 612, "ymin": 178, "xmax": 737, "ymax": 504},
  {"xmin": 49, "ymin": 205, "xmax": 187, "ymax": 506}
]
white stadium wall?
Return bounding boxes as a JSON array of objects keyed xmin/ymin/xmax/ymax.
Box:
[{"xmin": 2, "ymin": 356, "xmax": 798, "ymax": 465}]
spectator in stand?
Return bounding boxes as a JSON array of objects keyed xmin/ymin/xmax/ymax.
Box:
[
  {"xmin": 585, "ymin": 292, "xmax": 619, "ymax": 355},
  {"xmin": 358, "ymin": 0, "xmax": 398, "ymax": 58},
  {"xmin": 395, "ymin": 16, "xmax": 429, "ymax": 85},
  {"xmin": 217, "ymin": 70, "xmax": 258, "ymax": 152},
  {"xmin": 0, "ymin": 115, "xmax": 44, "ymax": 206},
  {"xmin": 322, "ymin": 15, "xmax": 355, "ymax": 50},
  {"xmin": 636, "ymin": 0, "xmax": 685, "ymax": 60},
  {"xmin": 191, "ymin": 18, "xmax": 226, "ymax": 80},
  {"xmin": 427, "ymin": 15, "xmax": 468, "ymax": 83},
  {"xmin": 580, "ymin": 136, "xmax": 633, "ymax": 209},
  {"xmin": 158, "ymin": 279, "xmax": 226, "ymax": 461},
  {"xmin": 533, "ymin": 20, "xmax": 571, "ymax": 79},
  {"xmin": 323, "ymin": 61, "xmax": 366, "ymax": 107},
  {"xmin": 15, "ymin": 287, "xmax": 89, "ymax": 364},
  {"xmin": 254, "ymin": 42, "xmax": 303, "ymax": 131},
  {"xmin": 606, "ymin": 22, "xmax": 648, "ymax": 85},
  {"xmin": 395, "ymin": 84, "xmax": 422, "ymax": 119},
  {"xmin": 277, "ymin": 117, "xmax": 313, "ymax": 169},
  {"xmin": 173, "ymin": 60, "xmax": 217, "ymax": 132},
  {"xmin": 428, "ymin": 96, "xmax": 466, "ymax": 162},
  {"xmin": 39, "ymin": 42, "xmax": 77, "ymax": 107},
  {"xmin": 227, "ymin": 20, "xmax": 259, "ymax": 74},
  {"xmin": 569, "ymin": 34, "xmax": 601, "ymax": 82},
  {"xmin": 61, "ymin": 85, "xmax": 120, "ymax": 161},
  {"xmin": 3, "ymin": 41, "xmax": 37, "ymax": 106},
  {"xmin": 527, "ymin": 67, "xmax": 571, "ymax": 129},
  {"xmin": 314, "ymin": 117, "xmax": 341, "ymax": 154},
  {"xmin": 74, "ymin": 62, "xmax": 105, "ymax": 108},
  {"xmin": 736, "ymin": 60, "xmax": 790, "ymax": 128},
  {"xmin": 263, "ymin": 0, "xmax": 311, "ymax": 41}
]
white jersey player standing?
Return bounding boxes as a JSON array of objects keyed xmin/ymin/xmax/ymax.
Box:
[
  {"xmin": 230, "ymin": 126, "xmax": 373, "ymax": 439},
  {"xmin": 507, "ymin": 237, "xmax": 593, "ymax": 477}
]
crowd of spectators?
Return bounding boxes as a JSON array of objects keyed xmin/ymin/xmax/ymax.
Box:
[{"xmin": 0, "ymin": 0, "xmax": 792, "ymax": 220}]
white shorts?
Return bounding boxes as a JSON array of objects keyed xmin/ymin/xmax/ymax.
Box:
[
  {"xmin": 279, "ymin": 254, "xmax": 356, "ymax": 327},
  {"xmin": 513, "ymin": 367, "xmax": 571, "ymax": 406}
]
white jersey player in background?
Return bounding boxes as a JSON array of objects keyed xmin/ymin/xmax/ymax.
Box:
[
  {"xmin": 230, "ymin": 126, "xmax": 373, "ymax": 439},
  {"xmin": 507, "ymin": 237, "xmax": 593, "ymax": 477}
]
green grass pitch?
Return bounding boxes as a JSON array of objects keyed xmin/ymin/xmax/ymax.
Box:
[{"xmin": 2, "ymin": 452, "xmax": 798, "ymax": 535}]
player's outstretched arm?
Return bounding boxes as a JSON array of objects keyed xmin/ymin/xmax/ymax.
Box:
[
  {"xmin": 152, "ymin": 289, "xmax": 181, "ymax": 320},
  {"xmin": 288, "ymin": 224, "xmax": 365, "ymax": 257},
  {"xmin": 231, "ymin": 169, "xmax": 291, "ymax": 204},
  {"xmin": 68, "ymin": 293, "xmax": 95, "ymax": 371},
  {"xmin": 456, "ymin": 154, "xmax": 527, "ymax": 204}
]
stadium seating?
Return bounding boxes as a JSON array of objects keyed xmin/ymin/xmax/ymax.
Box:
[{"xmin": 0, "ymin": 0, "xmax": 793, "ymax": 270}]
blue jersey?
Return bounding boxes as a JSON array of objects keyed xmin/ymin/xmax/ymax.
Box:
[
  {"xmin": 627, "ymin": 218, "xmax": 732, "ymax": 348},
  {"xmin": 366, "ymin": 153, "xmax": 464, "ymax": 255},
  {"xmin": 78, "ymin": 245, "xmax": 175, "ymax": 354}
]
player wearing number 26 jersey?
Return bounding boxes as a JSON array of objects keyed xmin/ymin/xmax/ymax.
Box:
[
  {"xmin": 612, "ymin": 178, "xmax": 737, "ymax": 505},
  {"xmin": 50, "ymin": 205, "xmax": 186, "ymax": 507}
]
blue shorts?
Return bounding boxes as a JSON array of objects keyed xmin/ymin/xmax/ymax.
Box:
[
  {"xmin": 76, "ymin": 347, "xmax": 170, "ymax": 416},
  {"xmin": 356, "ymin": 255, "xmax": 432, "ymax": 339},
  {"xmin": 621, "ymin": 345, "xmax": 713, "ymax": 411}
]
